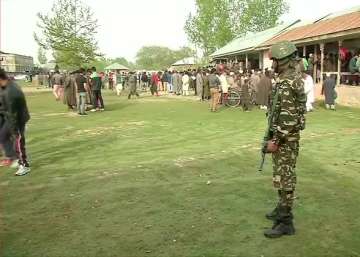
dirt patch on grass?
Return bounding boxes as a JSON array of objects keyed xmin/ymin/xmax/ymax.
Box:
[
  {"xmin": 174, "ymin": 157, "xmax": 196, "ymax": 167},
  {"xmin": 60, "ymin": 121, "xmax": 146, "ymax": 139},
  {"xmin": 341, "ymin": 128, "xmax": 360, "ymax": 135}
]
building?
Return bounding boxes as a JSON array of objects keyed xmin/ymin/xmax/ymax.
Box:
[
  {"xmin": 0, "ymin": 51, "xmax": 34, "ymax": 74},
  {"xmin": 105, "ymin": 63, "xmax": 129, "ymax": 73},
  {"xmin": 210, "ymin": 6, "xmax": 360, "ymax": 106},
  {"xmin": 210, "ymin": 21, "xmax": 301, "ymax": 71},
  {"xmin": 170, "ymin": 57, "xmax": 198, "ymax": 71}
]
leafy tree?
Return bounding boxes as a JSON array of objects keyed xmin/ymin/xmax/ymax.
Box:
[
  {"xmin": 37, "ymin": 47, "xmax": 47, "ymax": 65},
  {"xmin": 229, "ymin": 0, "xmax": 289, "ymax": 35},
  {"xmin": 88, "ymin": 57, "xmax": 112, "ymax": 71},
  {"xmin": 136, "ymin": 46, "xmax": 195, "ymax": 70},
  {"xmin": 34, "ymin": 0, "xmax": 99, "ymax": 69},
  {"xmin": 185, "ymin": 0, "xmax": 288, "ymax": 56},
  {"xmin": 185, "ymin": 0, "xmax": 233, "ymax": 56}
]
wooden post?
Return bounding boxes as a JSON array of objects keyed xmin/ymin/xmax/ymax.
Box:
[
  {"xmin": 314, "ymin": 45, "xmax": 318, "ymax": 81},
  {"xmin": 303, "ymin": 45, "xmax": 307, "ymax": 57},
  {"xmin": 320, "ymin": 43, "xmax": 325, "ymax": 84},
  {"xmin": 245, "ymin": 53, "xmax": 249, "ymax": 71},
  {"xmin": 337, "ymin": 40, "xmax": 343, "ymax": 86}
]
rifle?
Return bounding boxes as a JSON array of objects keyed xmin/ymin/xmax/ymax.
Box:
[{"xmin": 259, "ymin": 85, "xmax": 280, "ymax": 172}]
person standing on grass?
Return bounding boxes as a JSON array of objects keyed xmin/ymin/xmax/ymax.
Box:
[
  {"xmin": 303, "ymin": 72, "xmax": 315, "ymax": 112},
  {"xmin": 141, "ymin": 71, "xmax": 149, "ymax": 92},
  {"xmin": 263, "ymin": 41, "xmax": 306, "ymax": 238},
  {"xmin": 257, "ymin": 70, "xmax": 273, "ymax": 110},
  {"xmin": 0, "ymin": 68, "xmax": 31, "ymax": 176},
  {"xmin": 64, "ymin": 72, "xmax": 77, "ymax": 111},
  {"xmin": 240, "ymin": 74, "xmax": 251, "ymax": 112},
  {"xmin": 75, "ymin": 68, "xmax": 88, "ymax": 116},
  {"xmin": 150, "ymin": 72, "xmax": 160, "ymax": 96},
  {"xmin": 196, "ymin": 69, "xmax": 204, "ymax": 101},
  {"xmin": 208, "ymin": 68, "xmax": 221, "ymax": 112},
  {"xmin": 167, "ymin": 71, "xmax": 173, "ymax": 93},
  {"xmin": 52, "ymin": 70, "xmax": 64, "ymax": 101},
  {"xmin": 182, "ymin": 72, "xmax": 190, "ymax": 96},
  {"xmin": 250, "ymin": 70, "xmax": 261, "ymax": 105},
  {"xmin": 219, "ymin": 69, "xmax": 229, "ymax": 104},
  {"xmin": 203, "ymin": 70, "xmax": 210, "ymax": 100},
  {"xmin": 90, "ymin": 67, "xmax": 105, "ymax": 112},
  {"xmin": 128, "ymin": 72, "xmax": 140, "ymax": 99},
  {"xmin": 177, "ymin": 72, "xmax": 184, "ymax": 95},
  {"xmin": 322, "ymin": 73, "xmax": 337, "ymax": 110}
]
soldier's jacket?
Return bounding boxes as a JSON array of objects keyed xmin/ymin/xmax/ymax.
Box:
[
  {"xmin": 270, "ymin": 69, "xmax": 306, "ymax": 144},
  {"xmin": 128, "ymin": 75, "xmax": 137, "ymax": 91}
]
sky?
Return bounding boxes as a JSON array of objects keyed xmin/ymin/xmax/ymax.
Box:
[{"xmin": 1, "ymin": 0, "xmax": 360, "ymax": 63}]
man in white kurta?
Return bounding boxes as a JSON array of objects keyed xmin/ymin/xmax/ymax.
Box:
[{"xmin": 303, "ymin": 73, "xmax": 315, "ymax": 112}]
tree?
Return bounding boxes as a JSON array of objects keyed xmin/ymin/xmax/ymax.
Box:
[
  {"xmin": 185, "ymin": 0, "xmax": 233, "ymax": 56},
  {"xmin": 34, "ymin": 0, "xmax": 99, "ymax": 69},
  {"xmin": 229, "ymin": 0, "xmax": 289, "ymax": 35},
  {"xmin": 185, "ymin": 0, "xmax": 288, "ymax": 56},
  {"xmin": 37, "ymin": 47, "xmax": 47, "ymax": 65},
  {"xmin": 136, "ymin": 46, "xmax": 195, "ymax": 70}
]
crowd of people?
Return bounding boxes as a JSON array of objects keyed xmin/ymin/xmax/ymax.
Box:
[
  {"xmin": 40, "ymin": 55, "xmax": 343, "ymax": 116},
  {"xmin": 46, "ymin": 67, "xmax": 106, "ymax": 116},
  {"xmin": 133, "ymin": 66, "xmax": 319, "ymax": 113}
]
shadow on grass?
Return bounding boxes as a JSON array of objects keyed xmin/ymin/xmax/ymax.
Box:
[{"xmin": 103, "ymin": 102, "xmax": 133, "ymax": 112}]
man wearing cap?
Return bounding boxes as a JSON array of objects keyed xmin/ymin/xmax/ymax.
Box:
[{"xmin": 263, "ymin": 41, "xmax": 307, "ymax": 238}]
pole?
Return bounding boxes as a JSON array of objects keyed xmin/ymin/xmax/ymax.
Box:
[
  {"xmin": 314, "ymin": 45, "xmax": 318, "ymax": 81},
  {"xmin": 337, "ymin": 40, "xmax": 343, "ymax": 86},
  {"xmin": 320, "ymin": 43, "xmax": 325, "ymax": 84},
  {"xmin": 245, "ymin": 53, "xmax": 249, "ymax": 71}
]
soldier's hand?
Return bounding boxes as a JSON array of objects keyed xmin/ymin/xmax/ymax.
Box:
[{"xmin": 266, "ymin": 140, "xmax": 279, "ymax": 153}]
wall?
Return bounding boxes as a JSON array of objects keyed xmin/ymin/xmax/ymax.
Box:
[
  {"xmin": 262, "ymin": 50, "xmax": 273, "ymax": 71},
  {"xmin": 0, "ymin": 53, "xmax": 34, "ymax": 73},
  {"xmin": 315, "ymin": 83, "xmax": 360, "ymax": 107}
]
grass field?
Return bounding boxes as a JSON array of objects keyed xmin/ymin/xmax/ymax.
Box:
[{"xmin": 1, "ymin": 87, "xmax": 360, "ymax": 257}]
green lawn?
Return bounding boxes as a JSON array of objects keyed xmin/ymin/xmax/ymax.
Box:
[{"xmin": 1, "ymin": 89, "xmax": 360, "ymax": 257}]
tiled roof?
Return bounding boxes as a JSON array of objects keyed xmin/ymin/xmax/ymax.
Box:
[
  {"xmin": 262, "ymin": 10, "xmax": 360, "ymax": 46},
  {"xmin": 210, "ymin": 21, "xmax": 300, "ymax": 58}
]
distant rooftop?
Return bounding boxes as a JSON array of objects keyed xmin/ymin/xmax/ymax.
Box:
[
  {"xmin": 262, "ymin": 9, "xmax": 360, "ymax": 46},
  {"xmin": 172, "ymin": 57, "xmax": 197, "ymax": 66},
  {"xmin": 210, "ymin": 21, "xmax": 300, "ymax": 58}
]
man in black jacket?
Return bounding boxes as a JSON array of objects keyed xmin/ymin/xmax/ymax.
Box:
[{"xmin": 0, "ymin": 68, "xmax": 31, "ymax": 176}]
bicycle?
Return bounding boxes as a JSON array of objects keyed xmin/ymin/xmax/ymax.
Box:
[{"xmin": 225, "ymin": 88, "xmax": 242, "ymax": 107}]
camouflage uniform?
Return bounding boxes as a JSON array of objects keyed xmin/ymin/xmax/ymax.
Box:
[
  {"xmin": 128, "ymin": 74, "xmax": 139, "ymax": 99},
  {"xmin": 270, "ymin": 70, "xmax": 306, "ymax": 208},
  {"xmin": 263, "ymin": 41, "xmax": 307, "ymax": 239}
]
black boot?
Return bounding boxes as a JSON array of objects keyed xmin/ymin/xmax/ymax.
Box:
[
  {"xmin": 265, "ymin": 204, "xmax": 280, "ymax": 221},
  {"xmin": 264, "ymin": 206, "xmax": 295, "ymax": 238}
]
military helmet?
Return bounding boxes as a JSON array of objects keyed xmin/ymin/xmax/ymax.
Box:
[{"xmin": 269, "ymin": 41, "xmax": 297, "ymax": 60}]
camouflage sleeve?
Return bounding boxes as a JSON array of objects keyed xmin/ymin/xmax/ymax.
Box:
[
  {"xmin": 294, "ymin": 78, "xmax": 307, "ymax": 118},
  {"xmin": 272, "ymin": 78, "xmax": 306, "ymax": 143}
]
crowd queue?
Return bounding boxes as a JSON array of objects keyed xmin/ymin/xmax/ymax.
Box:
[{"xmin": 41, "ymin": 58, "xmax": 341, "ymax": 116}]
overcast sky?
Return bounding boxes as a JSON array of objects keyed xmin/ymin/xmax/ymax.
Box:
[{"xmin": 1, "ymin": 0, "xmax": 359, "ymax": 62}]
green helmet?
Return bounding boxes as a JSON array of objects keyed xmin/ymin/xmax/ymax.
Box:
[{"xmin": 269, "ymin": 41, "xmax": 297, "ymax": 60}]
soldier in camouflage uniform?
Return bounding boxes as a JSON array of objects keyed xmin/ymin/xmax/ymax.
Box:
[
  {"xmin": 263, "ymin": 41, "xmax": 307, "ymax": 238},
  {"xmin": 127, "ymin": 72, "xmax": 140, "ymax": 99}
]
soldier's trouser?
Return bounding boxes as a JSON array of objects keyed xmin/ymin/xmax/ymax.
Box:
[{"xmin": 272, "ymin": 141, "xmax": 299, "ymax": 208}]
